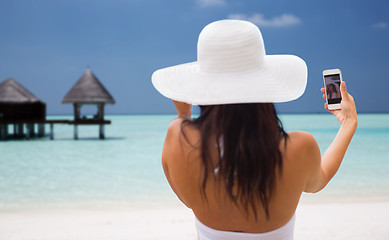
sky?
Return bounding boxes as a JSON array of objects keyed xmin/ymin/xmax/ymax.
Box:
[{"xmin": 0, "ymin": 0, "xmax": 388, "ymax": 114}]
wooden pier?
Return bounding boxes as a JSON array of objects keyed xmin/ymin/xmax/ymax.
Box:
[
  {"xmin": 0, "ymin": 119, "xmax": 111, "ymax": 140},
  {"xmin": 1, "ymin": 69, "xmax": 115, "ymax": 141}
]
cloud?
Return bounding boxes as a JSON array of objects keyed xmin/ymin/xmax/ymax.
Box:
[
  {"xmin": 228, "ymin": 13, "xmax": 302, "ymax": 27},
  {"xmin": 197, "ymin": 0, "xmax": 226, "ymax": 7},
  {"xmin": 371, "ymin": 22, "xmax": 388, "ymax": 29}
]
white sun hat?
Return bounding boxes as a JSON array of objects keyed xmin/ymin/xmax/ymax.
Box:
[{"xmin": 152, "ymin": 19, "xmax": 307, "ymax": 105}]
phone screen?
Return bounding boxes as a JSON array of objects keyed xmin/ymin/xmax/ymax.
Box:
[{"xmin": 324, "ymin": 74, "xmax": 342, "ymax": 104}]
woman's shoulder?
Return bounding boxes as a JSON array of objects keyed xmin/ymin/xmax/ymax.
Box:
[
  {"xmin": 166, "ymin": 117, "xmax": 199, "ymax": 142},
  {"xmin": 287, "ymin": 131, "xmax": 317, "ymax": 146},
  {"xmin": 166, "ymin": 117, "xmax": 184, "ymax": 138},
  {"xmin": 164, "ymin": 118, "xmax": 185, "ymax": 154},
  {"xmin": 164, "ymin": 118, "xmax": 201, "ymax": 161},
  {"xmin": 284, "ymin": 131, "xmax": 320, "ymax": 163}
]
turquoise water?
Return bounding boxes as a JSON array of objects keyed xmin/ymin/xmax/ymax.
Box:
[{"xmin": 0, "ymin": 114, "xmax": 388, "ymax": 211}]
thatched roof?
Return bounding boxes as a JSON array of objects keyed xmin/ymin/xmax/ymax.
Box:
[
  {"xmin": 0, "ymin": 78, "xmax": 44, "ymax": 104},
  {"xmin": 62, "ymin": 69, "xmax": 115, "ymax": 104}
]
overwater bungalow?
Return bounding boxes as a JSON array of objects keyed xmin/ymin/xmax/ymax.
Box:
[
  {"xmin": 62, "ymin": 68, "xmax": 115, "ymax": 139},
  {"xmin": 0, "ymin": 78, "xmax": 46, "ymax": 139}
]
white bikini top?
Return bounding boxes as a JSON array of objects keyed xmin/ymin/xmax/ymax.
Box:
[{"xmin": 195, "ymin": 214, "xmax": 295, "ymax": 240}]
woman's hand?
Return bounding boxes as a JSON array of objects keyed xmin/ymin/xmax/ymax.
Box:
[
  {"xmin": 172, "ymin": 100, "xmax": 192, "ymax": 118},
  {"xmin": 321, "ymin": 81, "xmax": 357, "ymax": 127}
]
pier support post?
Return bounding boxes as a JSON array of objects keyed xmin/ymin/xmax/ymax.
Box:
[
  {"xmin": 26, "ymin": 124, "xmax": 30, "ymax": 140},
  {"xmin": 5, "ymin": 124, "xmax": 8, "ymax": 139},
  {"xmin": 74, "ymin": 124, "xmax": 78, "ymax": 140},
  {"xmin": 38, "ymin": 124, "xmax": 45, "ymax": 137},
  {"xmin": 50, "ymin": 123, "xmax": 54, "ymax": 140},
  {"xmin": 0, "ymin": 124, "xmax": 3, "ymax": 139},
  {"xmin": 13, "ymin": 124, "xmax": 17, "ymax": 137},
  {"xmin": 17, "ymin": 124, "xmax": 24, "ymax": 137},
  {"xmin": 0, "ymin": 124, "xmax": 8, "ymax": 140},
  {"xmin": 99, "ymin": 124, "xmax": 105, "ymax": 139},
  {"xmin": 29, "ymin": 124, "xmax": 35, "ymax": 137},
  {"xmin": 26, "ymin": 123, "xmax": 35, "ymax": 138}
]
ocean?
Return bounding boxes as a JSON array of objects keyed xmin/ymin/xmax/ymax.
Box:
[{"xmin": 0, "ymin": 114, "xmax": 388, "ymax": 211}]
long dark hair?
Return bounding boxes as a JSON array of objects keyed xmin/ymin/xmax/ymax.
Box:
[{"xmin": 182, "ymin": 103, "xmax": 288, "ymax": 220}]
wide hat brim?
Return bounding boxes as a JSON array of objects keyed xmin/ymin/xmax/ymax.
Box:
[{"xmin": 152, "ymin": 54, "xmax": 307, "ymax": 105}]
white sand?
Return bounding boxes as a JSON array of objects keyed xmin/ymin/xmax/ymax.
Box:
[{"xmin": 1, "ymin": 201, "xmax": 388, "ymax": 240}]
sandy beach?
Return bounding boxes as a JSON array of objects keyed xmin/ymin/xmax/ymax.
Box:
[{"xmin": 1, "ymin": 200, "xmax": 388, "ymax": 240}]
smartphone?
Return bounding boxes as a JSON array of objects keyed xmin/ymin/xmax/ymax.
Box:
[{"xmin": 323, "ymin": 69, "xmax": 343, "ymax": 110}]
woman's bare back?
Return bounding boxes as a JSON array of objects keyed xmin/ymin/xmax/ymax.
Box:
[{"xmin": 162, "ymin": 118, "xmax": 321, "ymax": 233}]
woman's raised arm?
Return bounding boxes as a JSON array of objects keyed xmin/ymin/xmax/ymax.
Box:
[
  {"xmin": 305, "ymin": 81, "xmax": 357, "ymax": 193},
  {"xmin": 172, "ymin": 100, "xmax": 192, "ymax": 118}
]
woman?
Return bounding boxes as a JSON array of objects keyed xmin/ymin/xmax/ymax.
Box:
[
  {"xmin": 327, "ymin": 83, "xmax": 341, "ymax": 100},
  {"xmin": 152, "ymin": 20, "xmax": 357, "ymax": 239}
]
